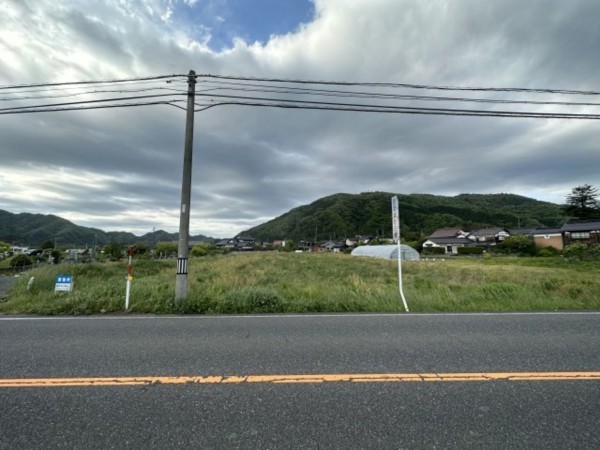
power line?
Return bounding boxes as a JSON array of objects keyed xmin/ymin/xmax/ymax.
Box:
[
  {"xmin": 194, "ymin": 100, "xmax": 600, "ymax": 119},
  {"xmin": 2, "ymin": 73, "xmax": 600, "ymax": 119},
  {"xmin": 195, "ymin": 80, "xmax": 600, "ymax": 107},
  {"xmin": 0, "ymin": 87, "xmax": 188, "ymax": 102},
  {"xmin": 0, "ymin": 74, "xmax": 187, "ymax": 91},
  {"xmin": 0, "ymin": 100, "xmax": 187, "ymax": 115},
  {"xmin": 196, "ymin": 74, "xmax": 600, "ymax": 96},
  {"xmin": 0, "ymin": 93, "xmax": 186, "ymax": 113}
]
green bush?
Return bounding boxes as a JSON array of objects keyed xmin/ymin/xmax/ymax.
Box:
[
  {"xmin": 563, "ymin": 243, "xmax": 600, "ymax": 261},
  {"xmin": 457, "ymin": 247, "xmax": 485, "ymax": 255},
  {"xmin": 10, "ymin": 254, "xmax": 32, "ymax": 268},
  {"xmin": 536, "ymin": 246, "xmax": 561, "ymax": 257},
  {"xmin": 190, "ymin": 243, "xmax": 215, "ymax": 257},
  {"xmin": 423, "ymin": 247, "xmax": 445, "ymax": 255},
  {"xmin": 497, "ymin": 235, "xmax": 536, "ymax": 256}
]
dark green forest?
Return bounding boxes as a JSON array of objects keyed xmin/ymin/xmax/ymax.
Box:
[
  {"xmin": 2, "ymin": 191, "xmax": 566, "ymax": 247},
  {"xmin": 0, "ymin": 210, "xmax": 212, "ymax": 248},
  {"xmin": 240, "ymin": 192, "xmax": 566, "ymax": 242}
]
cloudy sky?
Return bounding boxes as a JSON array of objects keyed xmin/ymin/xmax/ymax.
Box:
[{"xmin": 1, "ymin": 0, "xmax": 599, "ymax": 238}]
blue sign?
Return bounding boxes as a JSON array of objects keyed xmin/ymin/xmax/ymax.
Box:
[{"xmin": 55, "ymin": 275, "xmax": 74, "ymax": 292}]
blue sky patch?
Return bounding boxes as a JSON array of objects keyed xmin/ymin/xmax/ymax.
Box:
[{"xmin": 180, "ymin": 0, "xmax": 315, "ymax": 50}]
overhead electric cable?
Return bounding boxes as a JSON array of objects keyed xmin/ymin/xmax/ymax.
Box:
[
  {"xmin": 2, "ymin": 73, "xmax": 600, "ymax": 118},
  {"xmin": 193, "ymin": 92, "xmax": 600, "ymax": 119},
  {"xmin": 193, "ymin": 81, "xmax": 600, "ymax": 107},
  {"xmin": 194, "ymin": 100, "xmax": 600, "ymax": 119},
  {"xmin": 197, "ymin": 74, "xmax": 600, "ymax": 96},
  {"xmin": 0, "ymin": 87, "xmax": 188, "ymax": 102},
  {"xmin": 0, "ymin": 93, "xmax": 186, "ymax": 113},
  {"xmin": 0, "ymin": 100, "xmax": 187, "ymax": 115},
  {"xmin": 0, "ymin": 74, "xmax": 187, "ymax": 91}
]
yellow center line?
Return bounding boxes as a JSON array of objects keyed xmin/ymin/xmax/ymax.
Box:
[{"xmin": 0, "ymin": 372, "xmax": 599, "ymax": 388}]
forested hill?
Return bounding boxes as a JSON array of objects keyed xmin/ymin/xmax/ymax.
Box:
[
  {"xmin": 0, "ymin": 209, "xmax": 213, "ymax": 247},
  {"xmin": 2, "ymin": 192, "xmax": 567, "ymax": 246},
  {"xmin": 240, "ymin": 192, "xmax": 566, "ymax": 242}
]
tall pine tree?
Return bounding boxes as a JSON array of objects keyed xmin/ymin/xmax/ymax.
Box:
[{"xmin": 564, "ymin": 184, "xmax": 600, "ymax": 220}]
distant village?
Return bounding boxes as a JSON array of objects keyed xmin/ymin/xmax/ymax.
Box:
[
  {"xmin": 211, "ymin": 219, "xmax": 600, "ymax": 255},
  {"xmin": 6, "ymin": 219, "xmax": 600, "ymax": 261}
]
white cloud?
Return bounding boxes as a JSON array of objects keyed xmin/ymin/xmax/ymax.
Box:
[{"xmin": 1, "ymin": 0, "xmax": 599, "ymax": 238}]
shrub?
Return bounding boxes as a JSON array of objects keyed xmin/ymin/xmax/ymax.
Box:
[
  {"xmin": 536, "ymin": 246, "xmax": 561, "ymax": 257},
  {"xmin": 423, "ymin": 247, "xmax": 445, "ymax": 255},
  {"xmin": 190, "ymin": 243, "xmax": 214, "ymax": 257},
  {"xmin": 457, "ymin": 247, "xmax": 485, "ymax": 255},
  {"xmin": 563, "ymin": 243, "xmax": 600, "ymax": 261},
  {"xmin": 103, "ymin": 242, "xmax": 124, "ymax": 260},
  {"xmin": 50, "ymin": 249, "xmax": 62, "ymax": 264},
  {"xmin": 155, "ymin": 242, "xmax": 178, "ymax": 258},
  {"xmin": 10, "ymin": 254, "xmax": 32, "ymax": 268},
  {"xmin": 497, "ymin": 235, "xmax": 536, "ymax": 256}
]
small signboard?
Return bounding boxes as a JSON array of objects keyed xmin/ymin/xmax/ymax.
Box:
[
  {"xmin": 55, "ymin": 275, "xmax": 73, "ymax": 292},
  {"xmin": 391, "ymin": 196, "xmax": 400, "ymax": 243}
]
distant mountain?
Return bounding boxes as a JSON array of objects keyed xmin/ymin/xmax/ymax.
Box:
[
  {"xmin": 240, "ymin": 192, "xmax": 567, "ymax": 242},
  {"xmin": 2, "ymin": 192, "xmax": 567, "ymax": 247},
  {"xmin": 0, "ymin": 210, "xmax": 215, "ymax": 248}
]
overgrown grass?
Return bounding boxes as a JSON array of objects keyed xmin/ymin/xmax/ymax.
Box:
[{"xmin": 1, "ymin": 253, "xmax": 599, "ymax": 315}]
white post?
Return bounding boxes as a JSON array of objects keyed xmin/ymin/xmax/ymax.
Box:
[
  {"xmin": 392, "ymin": 196, "xmax": 409, "ymax": 312},
  {"xmin": 125, "ymin": 247, "xmax": 133, "ymax": 310}
]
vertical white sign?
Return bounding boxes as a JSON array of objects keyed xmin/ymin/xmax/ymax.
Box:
[
  {"xmin": 391, "ymin": 196, "xmax": 409, "ymax": 312},
  {"xmin": 391, "ymin": 196, "xmax": 400, "ymax": 243}
]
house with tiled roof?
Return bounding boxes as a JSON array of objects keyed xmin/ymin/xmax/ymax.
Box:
[
  {"xmin": 531, "ymin": 227, "xmax": 564, "ymax": 250},
  {"xmin": 422, "ymin": 237, "xmax": 474, "ymax": 255},
  {"xmin": 468, "ymin": 227, "xmax": 510, "ymax": 244},
  {"xmin": 427, "ymin": 227, "xmax": 469, "ymax": 239},
  {"xmin": 561, "ymin": 220, "xmax": 600, "ymax": 246}
]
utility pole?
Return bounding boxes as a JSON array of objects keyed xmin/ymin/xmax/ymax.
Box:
[{"xmin": 175, "ymin": 70, "xmax": 196, "ymax": 302}]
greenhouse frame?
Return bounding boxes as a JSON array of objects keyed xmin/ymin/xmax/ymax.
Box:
[{"xmin": 351, "ymin": 245, "xmax": 420, "ymax": 261}]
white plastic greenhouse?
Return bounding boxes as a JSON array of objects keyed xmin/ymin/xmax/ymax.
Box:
[{"xmin": 351, "ymin": 245, "xmax": 420, "ymax": 261}]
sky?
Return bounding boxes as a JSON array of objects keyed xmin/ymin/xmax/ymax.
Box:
[{"xmin": 1, "ymin": 0, "xmax": 599, "ymax": 238}]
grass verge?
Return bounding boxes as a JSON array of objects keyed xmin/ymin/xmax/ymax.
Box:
[{"xmin": 1, "ymin": 253, "xmax": 599, "ymax": 315}]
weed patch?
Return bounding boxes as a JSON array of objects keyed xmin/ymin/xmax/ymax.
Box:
[{"xmin": 0, "ymin": 254, "xmax": 598, "ymax": 314}]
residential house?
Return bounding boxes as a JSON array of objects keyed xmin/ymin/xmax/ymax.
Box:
[
  {"xmin": 468, "ymin": 228, "xmax": 510, "ymax": 245},
  {"xmin": 531, "ymin": 228, "xmax": 564, "ymax": 250},
  {"xmin": 422, "ymin": 227, "xmax": 472, "ymax": 255},
  {"xmin": 422, "ymin": 237, "xmax": 473, "ymax": 255},
  {"xmin": 215, "ymin": 236, "xmax": 257, "ymax": 251},
  {"xmin": 561, "ymin": 220, "xmax": 600, "ymax": 246},
  {"xmin": 215, "ymin": 239, "xmax": 235, "ymax": 249},
  {"xmin": 320, "ymin": 240, "xmax": 336, "ymax": 251},
  {"xmin": 11, "ymin": 246, "xmax": 29, "ymax": 255},
  {"xmin": 345, "ymin": 235, "xmax": 373, "ymax": 247},
  {"xmin": 427, "ymin": 228, "xmax": 470, "ymax": 239},
  {"xmin": 508, "ymin": 228, "xmax": 537, "ymax": 237},
  {"xmin": 529, "ymin": 220, "xmax": 600, "ymax": 250},
  {"xmin": 318, "ymin": 240, "xmax": 348, "ymax": 252}
]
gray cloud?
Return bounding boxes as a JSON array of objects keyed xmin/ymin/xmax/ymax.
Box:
[{"xmin": 1, "ymin": 0, "xmax": 599, "ymax": 237}]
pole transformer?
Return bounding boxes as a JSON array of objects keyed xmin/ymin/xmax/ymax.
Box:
[{"xmin": 175, "ymin": 70, "xmax": 196, "ymax": 302}]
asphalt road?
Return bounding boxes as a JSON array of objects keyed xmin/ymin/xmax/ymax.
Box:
[{"xmin": 1, "ymin": 313, "xmax": 599, "ymax": 449}]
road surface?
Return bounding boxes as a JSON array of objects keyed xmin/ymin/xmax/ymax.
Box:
[{"xmin": 1, "ymin": 312, "xmax": 599, "ymax": 449}]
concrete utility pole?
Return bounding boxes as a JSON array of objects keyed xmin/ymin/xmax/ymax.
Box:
[{"xmin": 175, "ymin": 70, "xmax": 196, "ymax": 302}]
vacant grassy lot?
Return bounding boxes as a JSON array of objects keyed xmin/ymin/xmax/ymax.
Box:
[{"xmin": 1, "ymin": 253, "xmax": 599, "ymax": 315}]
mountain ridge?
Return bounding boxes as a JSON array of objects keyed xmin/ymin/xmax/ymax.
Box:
[
  {"xmin": 2, "ymin": 191, "xmax": 567, "ymax": 246},
  {"xmin": 0, "ymin": 209, "xmax": 214, "ymax": 247},
  {"xmin": 239, "ymin": 191, "xmax": 566, "ymax": 242}
]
